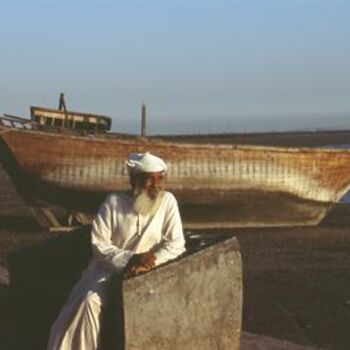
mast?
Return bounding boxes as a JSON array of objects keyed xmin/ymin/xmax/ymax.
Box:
[{"xmin": 141, "ymin": 103, "xmax": 146, "ymax": 137}]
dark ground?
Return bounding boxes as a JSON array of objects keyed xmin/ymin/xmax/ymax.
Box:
[
  {"xmin": 1, "ymin": 204, "xmax": 350, "ymax": 349},
  {"xmin": 196, "ymin": 204, "xmax": 350, "ymax": 350},
  {"xmin": 157, "ymin": 129, "xmax": 350, "ymax": 148}
]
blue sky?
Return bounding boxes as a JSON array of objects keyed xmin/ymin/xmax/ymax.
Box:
[{"xmin": 1, "ymin": 0, "xmax": 350, "ymax": 134}]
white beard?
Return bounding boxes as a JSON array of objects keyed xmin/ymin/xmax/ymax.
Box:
[{"xmin": 132, "ymin": 190, "xmax": 164, "ymax": 216}]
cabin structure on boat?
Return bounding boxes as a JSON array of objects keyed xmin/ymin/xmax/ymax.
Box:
[
  {"xmin": 30, "ymin": 107, "xmax": 111, "ymax": 133},
  {"xmin": 0, "ymin": 94, "xmax": 112, "ymax": 135},
  {"xmin": 30, "ymin": 93, "xmax": 112, "ymax": 133}
]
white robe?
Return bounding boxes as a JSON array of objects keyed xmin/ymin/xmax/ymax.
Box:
[{"xmin": 47, "ymin": 191, "xmax": 186, "ymax": 350}]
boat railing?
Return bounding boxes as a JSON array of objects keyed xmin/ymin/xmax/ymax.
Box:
[{"xmin": 0, "ymin": 114, "xmax": 32, "ymax": 130}]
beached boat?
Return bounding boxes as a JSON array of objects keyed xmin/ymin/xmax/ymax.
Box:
[{"xmin": 1, "ymin": 104, "xmax": 350, "ymax": 228}]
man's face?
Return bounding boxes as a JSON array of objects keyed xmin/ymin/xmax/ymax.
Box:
[
  {"xmin": 130, "ymin": 171, "xmax": 164, "ymax": 198},
  {"xmin": 141, "ymin": 172, "xmax": 164, "ymax": 198},
  {"xmin": 130, "ymin": 171, "xmax": 165, "ymax": 215}
]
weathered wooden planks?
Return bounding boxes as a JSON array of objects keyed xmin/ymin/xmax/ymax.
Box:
[{"xmin": 0, "ymin": 163, "xmax": 29, "ymax": 217}]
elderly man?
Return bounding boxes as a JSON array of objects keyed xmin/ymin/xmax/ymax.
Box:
[{"xmin": 47, "ymin": 152, "xmax": 186, "ymax": 350}]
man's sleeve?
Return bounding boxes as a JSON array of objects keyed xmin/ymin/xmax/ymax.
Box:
[
  {"xmin": 153, "ymin": 193, "xmax": 186, "ymax": 266},
  {"xmin": 91, "ymin": 195, "xmax": 134, "ymax": 272}
]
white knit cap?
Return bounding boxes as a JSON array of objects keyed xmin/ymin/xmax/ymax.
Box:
[{"xmin": 125, "ymin": 152, "xmax": 167, "ymax": 173}]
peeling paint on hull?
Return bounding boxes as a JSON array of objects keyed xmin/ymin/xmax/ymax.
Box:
[{"xmin": 1, "ymin": 126, "xmax": 350, "ymax": 227}]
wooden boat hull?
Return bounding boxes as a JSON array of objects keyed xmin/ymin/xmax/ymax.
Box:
[
  {"xmin": 1, "ymin": 126, "xmax": 350, "ymax": 227},
  {"xmin": 0, "ymin": 162, "xmax": 30, "ymax": 217}
]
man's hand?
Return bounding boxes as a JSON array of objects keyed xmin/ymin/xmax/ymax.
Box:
[{"xmin": 124, "ymin": 252, "xmax": 156, "ymax": 279}]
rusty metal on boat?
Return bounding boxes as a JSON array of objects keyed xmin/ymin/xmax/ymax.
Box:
[{"xmin": 1, "ymin": 104, "xmax": 350, "ymax": 228}]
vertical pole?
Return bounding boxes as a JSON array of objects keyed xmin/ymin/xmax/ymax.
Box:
[
  {"xmin": 58, "ymin": 93, "xmax": 66, "ymax": 111},
  {"xmin": 141, "ymin": 103, "xmax": 146, "ymax": 137},
  {"xmin": 58, "ymin": 93, "xmax": 68, "ymax": 129}
]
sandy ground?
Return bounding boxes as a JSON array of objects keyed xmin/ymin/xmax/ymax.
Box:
[{"xmin": 1, "ymin": 204, "xmax": 350, "ymax": 349}]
